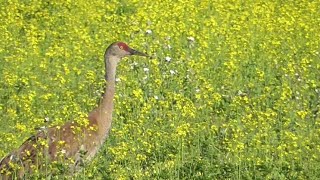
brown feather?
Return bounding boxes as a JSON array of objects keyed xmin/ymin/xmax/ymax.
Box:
[{"xmin": 0, "ymin": 42, "xmax": 148, "ymax": 179}]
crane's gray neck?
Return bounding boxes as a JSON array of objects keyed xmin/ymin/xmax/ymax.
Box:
[
  {"xmin": 86, "ymin": 50, "xmax": 121, "ymax": 145},
  {"xmin": 101, "ymin": 53, "xmax": 120, "ymax": 114},
  {"xmin": 104, "ymin": 55, "xmax": 119, "ymax": 83}
]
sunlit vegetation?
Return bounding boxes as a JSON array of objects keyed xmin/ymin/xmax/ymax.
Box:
[{"xmin": 0, "ymin": 0, "xmax": 320, "ymax": 179}]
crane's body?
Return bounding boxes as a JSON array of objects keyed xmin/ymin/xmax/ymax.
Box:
[{"xmin": 0, "ymin": 42, "xmax": 149, "ymax": 179}]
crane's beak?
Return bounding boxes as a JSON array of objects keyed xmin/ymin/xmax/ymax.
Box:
[{"xmin": 128, "ymin": 48, "xmax": 150, "ymax": 57}]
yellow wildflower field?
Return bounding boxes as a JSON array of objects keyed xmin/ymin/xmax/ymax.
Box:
[{"xmin": 0, "ymin": 0, "xmax": 319, "ymax": 179}]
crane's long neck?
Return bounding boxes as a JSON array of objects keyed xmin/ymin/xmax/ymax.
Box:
[
  {"xmin": 88, "ymin": 54, "xmax": 120, "ymax": 140},
  {"xmin": 103, "ymin": 55, "xmax": 118, "ymax": 110}
]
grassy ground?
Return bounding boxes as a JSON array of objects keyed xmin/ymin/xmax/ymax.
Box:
[{"xmin": 0, "ymin": 0, "xmax": 320, "ymax": 179}]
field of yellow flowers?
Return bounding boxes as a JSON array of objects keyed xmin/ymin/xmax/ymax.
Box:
[{"xmin": 1, "ymin": 0, "xmax": 320, "ymax": 179}]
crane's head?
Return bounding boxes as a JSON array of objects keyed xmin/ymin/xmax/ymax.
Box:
[{"xmin": 107, "ymin": 42, "xmax": 149, "ymax": 59}]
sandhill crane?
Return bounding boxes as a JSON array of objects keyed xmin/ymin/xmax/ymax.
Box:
[{"xmin": 0, "ymin": 42, "xmax": 149, "ymax": 179}]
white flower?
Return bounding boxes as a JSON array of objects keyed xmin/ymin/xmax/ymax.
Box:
[
  {"xmin": 130, "ymin": 62, "xmax": 138, "ymax": 69},
  {"xmin": 38, "ymin": 126, "xmax": 47, "ymax": 132},
  {"xmin": 237, "ymin": 90, "xmax": 247, "ymax": 96},
  {"xmin": 167, "ymin": 44, "xmax": 172, "ymax": 49},
  {"xmin": 44, "ymin": 117, "xmax": 50, "ymax": 122},
  {"xmin": 169, "ymin": 70, "xmax": 176, "ymax": 75},
  {"xmin": 187, "ymin": 36, "xmax": 195, "ymax": 42},
  {"xmin": 154, "ymin": 95, "xmax": 159, "ymax": 100},
  {"xmin": 195, "ymin": 89, "xmax": 200, "ymax": 93},
  {"xmin": 165, "ymin": 56, "xmax": 171, "ymax": 62},
  {"xmin": 116, "ymin": 78, "xmax": 121, "ymax": 82},
  {"xmin": 146, "ymin": 29, "xmax": 152, "ymax": 34},
  {"xmin": 143, "ymin": 67, "xmax": 149, "ymax": 72}
]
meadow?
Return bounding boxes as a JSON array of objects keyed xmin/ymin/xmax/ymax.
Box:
[{"xmin": 0, "ymin": 0, "xmax": 320, "ymax": 179}]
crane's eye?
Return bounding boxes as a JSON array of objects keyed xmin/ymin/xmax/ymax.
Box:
[{"xmin": 117, "ymin": 42, "xmax": 129, "ymax": 51}]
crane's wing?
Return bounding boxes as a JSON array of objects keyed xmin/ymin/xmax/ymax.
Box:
[
  {"xmin": 0, "ymin": 131, "xmax": 48, "ymax": 178},
  {"xmin": 0, "ymin": 120, "xmax": 100, "ymax": 178}
]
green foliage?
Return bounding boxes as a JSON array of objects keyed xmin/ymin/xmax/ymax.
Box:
[{"xmin": 1, "ymin": 0, "xmax": 320, "ymax": 179}]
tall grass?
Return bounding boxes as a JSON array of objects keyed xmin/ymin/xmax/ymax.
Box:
[{"xmin": 0, "ymin": 0, "xmax": 320, "ymax": 179}]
